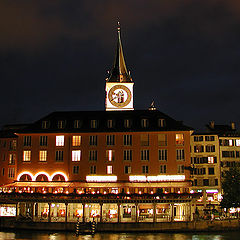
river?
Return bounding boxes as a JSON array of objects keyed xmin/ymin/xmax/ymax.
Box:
[{"xmin": 0, "ymin": 231, "xmax": 240, "ymax": 240}]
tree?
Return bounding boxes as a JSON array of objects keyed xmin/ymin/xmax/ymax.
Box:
[{"xmin": 221, "ymin": 167, "xmax": 240, "ymax": 209}]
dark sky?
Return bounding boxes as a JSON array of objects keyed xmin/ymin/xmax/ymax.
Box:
[{"xmin": 0, "ymin": 0, "xmax": 240, "ymax": 130}]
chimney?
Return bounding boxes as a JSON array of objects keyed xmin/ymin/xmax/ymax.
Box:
[
  {"xmin": 209, "ymin": 121, "xmax": 215, "ymax": 129},
  {"xmin": 231, "ymin": 122, "xmax": 236, "ymax": 130}
]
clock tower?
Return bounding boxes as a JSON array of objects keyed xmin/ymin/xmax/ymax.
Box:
[{"xmin": 105, "ymin": 24, "xmax": 134, "ymax": 111}]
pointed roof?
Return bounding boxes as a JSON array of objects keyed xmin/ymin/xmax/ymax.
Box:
[{"xmin": 107, "ymin": 23, "xmax": 132, "ymax": 83}]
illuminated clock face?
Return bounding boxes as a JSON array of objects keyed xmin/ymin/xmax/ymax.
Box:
[{"xmin": 108, "ymin": 85, "xmax": 132, "ymax": 107}]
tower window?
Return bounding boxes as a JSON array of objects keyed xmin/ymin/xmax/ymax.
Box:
[
  {"xmin": 90, "ymin": 120, "xmax": 98, "ymax": 128},
  {"xmin": 107, "ymin": 119, "xmax": 115, "ymax": 128},
  {"xmin": 57, "ymin": 120, "xmax": 66, "ymax": 129},
  {"xmin": 42, "ymin": 120, "xmax": 50, "ymax": 129},
  {"xmin": 141, "ymin": 119, "xmax": 149, "ymax": 128},
  {"xmin": 74, "ymin": 120, "xmax": 82, "ymax": 128},
  {"xmin": 124, "ymin": 119, "xmax": 132, "ymax": 128},
  {"xmin": 158, "ymin": 119, "xmax": 166, "ymax": 127}
]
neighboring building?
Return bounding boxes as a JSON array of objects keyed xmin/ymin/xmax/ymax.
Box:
[
  {"xmin": 0, "ymin": 25, "xmax": 199, "ymax": 223},
  {"xmin": 190, "ymin": 133, "xmax": 221, "ymax": 215}
]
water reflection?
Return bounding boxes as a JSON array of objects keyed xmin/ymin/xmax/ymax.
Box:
[{"xmin": 0, "ymin": 232, "xmax": 239, "ymax": 240}]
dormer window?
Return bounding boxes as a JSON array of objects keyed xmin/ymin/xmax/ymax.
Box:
[
  {"xmin": 74, "ymin": 120, "xmax": 82, "ymax": 129},
  {"xmin": 158, "ymin": 119, "xmax": 166, "ymax": 127},
  {"xmin": 91, "ymin": 120, "xmax": 98, "ymax": 129},
  {"xmin": 107, "ymin": 119, "xmax": 114, "ymax": 128},
  {"xmin": 42, "ymin": 120, "xmax": 50, "ymax": 129},
  {"xmin": 58, "ymin": 120, "xmax": 66, "ymax": 129},
  {"xmin": 141, "ymin": 119, "xmax": 149, "ymax": 128},
  {"xmin": 124, "ymin": 119, "xmax": 131, "ymax": 128}
]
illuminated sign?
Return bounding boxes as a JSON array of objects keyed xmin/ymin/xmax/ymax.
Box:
[
  {"xmin": 129, "ymin": 175, "xmax": 185, "ymax": 182},
  {"xmin": 206, "ymin": 189, "xmax": 218, "ymax": 193},
  {"xmin": 0, "ymin": 205, "xmax": 16, "ymax": 217},
  {"xmin": 86, "ymin": 175, "xmax": 117, "ymax": 182}
]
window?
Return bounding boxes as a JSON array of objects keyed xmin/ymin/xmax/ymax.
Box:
[
  {"xmin": 107, "ymin": 165, "xmax": 113, "ymax": 174},
  {"xmin": 107, "ymin": 119, "xmax": 114, "ymax": 128},
  {"xmin": 176, "ymin": 149, "xmax": 185, "ymax": 161},
  {"xmin": 23, "ymin": 136, "xmax": 31, "ymax": 146},
  {"xmin": 9, "ymin": 154, "xmax": 16, "ymax": 165},
  {"xmin": 194, "ymin": 136, "xmax": 203, "ymax": 142},
  {"xmin": 123, "ymin": 135, "xmax": 132, "ymax": 146},
  {"xmin": 194, "ymin": 168, "xmax": 206, "ymax": 175},
  {"xmin": 141, "ymin": 119, "xmax": 149, "ymax": 128},
  {"xmin": 40, "ymin": 136, "xmax": 48, "ymax": 146},
  {"xmin": 56, "ymin": 135, "xmax": 64, "ymax": 146},
  {"xmin": 9, "ymin": 140, "xmax": 16, "ymax": 150},
  {"xmin": 158, "ymin": 134, "xmax": 167, "ymax": 146},
  {"xmin": 89, "ymin": 136, "xmax": 98, "ymax": 146},
  {"xmin": 124, "ymin": 150, "xmax": 132, "ymax": 161},
  {"xmin": 57, "ymin": 120, "xmax": 66, "ymax": 129},
  {"xmin": 158, "ymin": 119, "xmax": 166, "ymax": 127},
  {"xmin": 222, "ymin": 151, "xmax": 235, "ymax": 158},
  {"xmin": 205, "ymin": 136, "xmax": 215, "ymax": 141},
  {"xmin": 90, "ymin": 120, "xmax": 98, "ymax": 128},
  {"xmin": 8, "ymin": 168, "xmax": 15, "ymax": 178},
  {"xmin": 90, "ymin": 165, "xmax": 96, "ymax": 174},
  {"xmin": 55, "ymin": 150, "xmax": 64, "ymax": 162},
  {"xmin": 42, "ymin": 120, "xmax": 50, "ymax": 129},
  {"xmin": 140, "ymin": 134, "xmax": 149, "ymax": 146},
  {"xmin": 106, "ymin": 150, "xmax": 115, "ymax": 161},
  {"xmin": 194, "ymin": 145, "xmax": 204, "ymax": 153},
  {"xmin": 72, "ymin": 150, "xmax": 81, "ymax": 161},
  {"xmin": 141, "ymin": 150, "xmax": 149, "ymax": 161},
  {"xmin": 142, "ymin": 165, "xmax": 149, "ymax": 174},
  {"xmin": 177, "ymin": 165, "xmax": 185, "ymax": 174},
  {"xmin": 73, "ymin": 166, "xmax": 79, "ymax": 174},
  {"xmin": 236, "ymin": 139, "xmax": 240, "ymax": 146},
  {"xmin": 2, "ymin": 168, "xmax": 5, "ymax": 176},
  {"xmin": 124, "ymin": 165, "xmax": 131, "ymax": 174},
  {"xmin": 89, "ymin": 150, "xmax": 97, "ymax": 161},
  {"xmin": 208, "ymin": 167, "xmax": 215, "ymax": 175},
  {"xmin": 206, "ymin": 145, "xmax": 215, "ymax": 152},
  {"xmin": 124, "ymin": 119, "xmax": 131, "ymax": 128},
  {"xmin": 215, "ymin": 179, "xmax": 218, "ymax": 186},
  {"xmin": 208, "ymin": 157, "xmax": 214, "ymax": 164},
  {"xmin": 39, "ymin": 150, "xmax": 47, "ymax": 162},
  {"xmin": 160, "ymin": 165, "xmax": 166, "ymax": 174},
  {"xmin": 74, "ymin": 120, "xmax": 82, "ymax": 128},
  {"xmin": 176, "ymin": 134, "xmax": 184, "ymax": 145},
  {"xmin": 106, "ymin": 135, "xmax": 115, "ymax": 145},
  {"xmin": 158, "ymin": 149, "xmax": 167, "ymax": 161},
  {"xmin": 2, "ymin": 153, "xmax": 5, "ymax": 162},
  {"xmin": 23, "ymin": 151, "xmax": 31, "ymax": 162},
  {"xmin": 72, "ymin": 136, "xmax": 81, "ymax": 146},
  {"xmin": 203, "ymin": 179, "xmax": 209, "ymax": 186}
]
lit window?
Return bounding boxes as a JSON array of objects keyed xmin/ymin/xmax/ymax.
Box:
[
  {"xmin": 176, "ymin": 134, "xmax": 184, "ymax": 145},
  {"xmin": 72, "ymin": 136, "xmax": 81, "ymax": 146},
  {"xmin": 208, "ymin": 157, "xmax": 214, "ymax": 164},
  {"xmin": 72, "ymin": 150, "xmax": 81, "ymax": 161},
  {"xmin": 236, "ymin": 139, "xmax": 240, "ymax": 146},
  {"xmin": 107, "ymin": 165, "xmax": 113, "ymax": 174},
  {"xmin": 9, "ymin": 154, "xmax": 16, "ymax": 165},
  {"xmin": 106, "ymin": 150, "xmax": 115, "ymax": 161},
  {"xmin": 56, "ymin": 135, "xmax": 64, "ymax": 146},
  {"xmin": 23, "ymin": 151, "xmax": 31, "ymax": 162},
  {"xmin": 39, "ymin": 150, "xmax": 47, "ymax": 162},
  {"xmin": 194, "ymin": 145, "xmax": 204, "ymax": 153},
  {"xmin": 229, "ymin": 140, "xmax": 233, "ymax": 146}
]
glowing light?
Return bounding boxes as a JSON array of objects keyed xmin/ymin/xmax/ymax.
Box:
[
  {"xmin": 86, "ymin": 175, "xmax": 117, "ymax": 182},
  {"xmin": 17, "ymin": 172, "xmax": 34, "ymax": 181},
  {"xmin": 129, "ymin": 175, "xmax": 185, "ymax": 182},
  {"xmin": 190, "ymin": 190, "xmax": 194, "ymax": 194},
  {"xmin": 34, "ymin": 172, "xmax": 51, "ymax": 181},
  {"xmin": 206, "ymin": 189, "xmax": 218, "ymax": 193},
  {"xmin": 50, "ymin": 172, "xmax": 68, "ymax": 181}
]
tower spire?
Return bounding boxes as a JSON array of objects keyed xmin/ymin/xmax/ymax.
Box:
[{"xmin": 107, "ymin": 22, "xmax": 132, "ymax": 83}]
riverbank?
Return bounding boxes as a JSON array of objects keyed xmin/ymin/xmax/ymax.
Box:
[{"xmin": 1, "ymin": 217, "xmax": 240, "ymax": 233}]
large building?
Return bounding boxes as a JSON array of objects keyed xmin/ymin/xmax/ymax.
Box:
[{"xmin": 0, "ymin": 25, "xmax": 199, "ymax": 223}]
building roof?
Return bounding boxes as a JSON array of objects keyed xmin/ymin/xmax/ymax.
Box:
[
  {"xmin": 16, "ymin": 109, "xmax": 193, "ymax": 134},
  {"xmin": 106, "ymin": 23, "xmax": 132, "ymax": 83}
]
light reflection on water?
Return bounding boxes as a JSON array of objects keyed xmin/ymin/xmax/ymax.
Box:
[{"xmin": 0, "ymin": 232, "xmax": 238, "ymax": 240}]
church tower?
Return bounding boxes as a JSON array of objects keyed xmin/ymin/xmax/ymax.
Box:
[{"xmin": 105, "ymin": 23, "xmax": 134, "ymax": 111}]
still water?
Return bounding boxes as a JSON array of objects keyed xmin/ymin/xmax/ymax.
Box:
[{"xmin": 0, "ymin": 231, "xmax": 240, "ymax": 240}]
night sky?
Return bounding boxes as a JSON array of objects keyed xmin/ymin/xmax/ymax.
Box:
[{"xmin": 0, "ymin": 1, "xmax": 240, "ymax": 130}]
